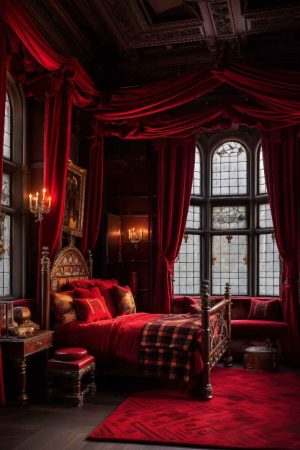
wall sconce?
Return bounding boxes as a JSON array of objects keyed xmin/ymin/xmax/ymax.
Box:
[
  {"xmin": 29, "ymin": 188, "xmax": 51, "ymax": 222},
  {"xmin": 128, "ymin": 227, "xmax": 143, "ymax": 247}
]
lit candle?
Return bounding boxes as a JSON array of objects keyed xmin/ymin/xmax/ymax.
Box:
[
  {"xmin": 42, "ymin": 188, "xmax": 46, "ymax": 204},
  {"xmin": 35, "ymin": 192, "xmax": 39, "ymax": 208},
  {"xmin": 29, "ymin": 193, "xmax": 32, "ymax": 210},
  {"xmin": 48, "ymin": 196, "xmax": 52, "ymax": 209}
]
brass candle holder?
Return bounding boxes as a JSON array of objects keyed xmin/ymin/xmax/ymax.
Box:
[{"xmin": 29, "ymin": 188, "xmax": 51, "ymax": 222}]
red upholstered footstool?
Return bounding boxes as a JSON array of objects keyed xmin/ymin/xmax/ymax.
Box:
[{"xmin": 46, "ymin": 347, "xmax": 96, "ymax": 406}]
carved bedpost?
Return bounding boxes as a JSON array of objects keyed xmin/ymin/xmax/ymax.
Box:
[
  {"xmin": 41, "ymin": 246, "xmax": 51, "ymax": 330},
  {"xmin": 200, "ymin": 279, "xmax": 213, "ymax": 400},
  {"xmin": 86, "ymin": 250, "xmax": 93, "ymax": 278},
  {"xmin": 223, "ymin": 282, "xmax": 233, "ymax": 367}
]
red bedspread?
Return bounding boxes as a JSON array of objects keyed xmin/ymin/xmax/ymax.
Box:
[{"xmin": 54, "ymin": 313, "xmax": 163, "ymax": 365}]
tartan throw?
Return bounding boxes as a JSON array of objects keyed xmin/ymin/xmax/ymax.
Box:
[{"xmin": 139, "ymin": 314, "xmax": 202, "ymax": 383}]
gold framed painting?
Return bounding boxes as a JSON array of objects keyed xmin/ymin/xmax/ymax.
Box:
[{"xmin": 63, "ymin": 160, "xmax": 87, "ymax": 237}]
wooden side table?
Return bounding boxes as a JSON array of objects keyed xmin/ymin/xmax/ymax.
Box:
[{"xmin": 1, "ymin": 330, "xmax": 54, "ymax": 403}]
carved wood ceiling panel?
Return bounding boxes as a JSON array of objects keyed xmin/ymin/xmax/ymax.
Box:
[{"xmin": 19, "ymin": 0, "xmax": 300, "ymax": 85}]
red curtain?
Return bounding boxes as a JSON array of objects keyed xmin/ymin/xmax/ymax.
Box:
[
  {"xmin": 39, "ymin": 80, "xmax": 73, "ymax": 259},
  {"xmin": 261, "ymin": 127, "xmax": 300, "ymax": 363},
  {"xmin": 81, "ymin": 126, "xmax": 104, "ymax": 255},
  {"xmin": 0, "ymin": 21, "xmax": 8, "ymax": 407},
  {"xmin": 154, "ymin": 139, "xmax": 195, "ymax": 313}
]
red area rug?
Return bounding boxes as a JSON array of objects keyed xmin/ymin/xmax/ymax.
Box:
[{"xmin": 88, "ymin": 367, "xmax": 300, "ymax": 449}]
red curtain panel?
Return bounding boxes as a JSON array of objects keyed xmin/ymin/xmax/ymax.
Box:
[
  {"xmin": 81, "ymin": 127, "xmax": 104, "ymax": 255},
  {"xmin": 261, "ymin": 127, "xmax": 300, "ymax": 363},
  {"xmin": 0, "ymin": 22, "xmax": 8, "ymax": 407},
  {"xmin": 153, "ymin": 139, "xmax": 195, "ymax": 313}
]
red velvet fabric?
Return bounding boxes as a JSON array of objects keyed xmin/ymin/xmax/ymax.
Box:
[
  {"xmin": 53, "ymin": 347, "xmax": 88, "ymax": 361},
  {"xmin": 81, "ymin": 127, "xmax": 104, "ymax": 255},
  {"xmin": 0, "ymin": 23, "xmax": 8, "ymax": 407},
  {"xmin": 154, "ymin": 139, "xmax": 195, "ymax": 313},
  {"xmin": 74, "ymin": 297, "xmax": 112, "ymax": 322},
  {"xmin": 262, "ymin": 127, "xmax": 300, "ymax": 363},
  {"xmin": 47, "ymin": 354, "xmax": 95, "ymax": 371},
  {"xmin": 74, "ymin": 286, "xmax": 102, "ymax": 299},
  {"xmin": 248, "ymin": 298, "xmax": 281, "ymax": 321},
  {"xmin": 231, "ymin": 320, "xmax": 288, "ymax": 340},
  {"xmin": 94, "ymin": 66, "xmax": 220, "ymax": 120},
  {"xmin": 39, "ymin": 79, "xmax": 73, "ymax": 260}
]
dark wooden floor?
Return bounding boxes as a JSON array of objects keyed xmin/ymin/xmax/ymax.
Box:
[{"xmin": 0, "ymin": 375, "xmax": 219, "ymax": 450}]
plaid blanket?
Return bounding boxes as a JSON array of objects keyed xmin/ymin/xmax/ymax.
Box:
[{"xmin": 139, "ymin": 314, "xmax": 202, "ymax": 383}]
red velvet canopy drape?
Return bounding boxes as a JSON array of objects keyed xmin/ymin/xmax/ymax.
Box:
[
  {"xmin": 154, "ymin": 139, "xmax": 195, "ymax": 313},
  {"xmin": 0, "ymin": 22, "xmax": 8, "ymax": 407},
  {"xmin": 261, "ymin": 128, "xmax": 300, "ymax": 363}
]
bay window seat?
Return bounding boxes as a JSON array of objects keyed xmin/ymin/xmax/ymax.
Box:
[{"xmin": 172, "ymin": 295, "xmax": 289, "ymax": 359}]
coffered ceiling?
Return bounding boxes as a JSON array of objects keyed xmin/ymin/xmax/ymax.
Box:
[{"xmin": 20, "ymin": 0, "xmax": 300, "ymax": 86}]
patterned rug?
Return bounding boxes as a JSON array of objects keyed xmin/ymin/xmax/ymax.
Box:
[{"xmin": 88, "ymin": 367, "xmax": 300, "ymax": 449}]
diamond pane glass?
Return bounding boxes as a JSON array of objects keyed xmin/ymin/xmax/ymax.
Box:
[
  {"xmin": 192, "ymin": 148, "xmax": 201, "ymax": 195},
  {"xmin": 258, "ymin": 203, "xmax": 273, "ymax": 228},
  {"xmin": 174, "ymin": 234, "xmax": 200, "ymax": 295},
  {"xmin": 258, "ymin": 233, "xmax": 280, "ymax": 296},
  {"xmin": 258, "ymin": 147, "xmax": 267, "ymax": 194},
  {"xmin": 4, "ymin": 94, "xmax": 11, "ymax": 160},
  {"xmin": 0, "ymin": 215, "xmax": 11, "ymax": 296},
  {"xmin": 212, "ymin": 206, "xmax": 247, "ymax": 230},
  {"xmin": 2, "ymin": 173, "xmax": 11, "ymax": 207},
  {"xmin": 186, "ymin": 205, "xmax": 201, "ymax": 230},
  {"xmin": 212, "ymin": 234, "xmax": 248, "ymax": 295},
  {"xmin": 212, "ymin": 141, "xmax": 247, "ymax": 196}
]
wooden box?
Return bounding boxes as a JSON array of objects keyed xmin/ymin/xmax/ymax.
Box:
[{"xmin": 244, "ymin": 345, "xmax": 277, "ymax": 371}]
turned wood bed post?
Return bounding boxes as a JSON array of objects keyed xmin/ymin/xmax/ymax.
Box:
[
  {"xmin": 86, "ymin": 249, "xmax": 93, "ymax": 278},
  {"xmin": 41, "ymin": 246, "xmax": 51, "ymax": 330},
  {"xmin": 223, "ymin": 282, "xmax": 233, "ymax": 367},
  {"xmin": 200, "ymin": 279, "xmax": 213, "ymax": 400}
]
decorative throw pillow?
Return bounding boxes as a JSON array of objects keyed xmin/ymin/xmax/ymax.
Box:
[
  {"xmin": 64, "ymin": 279, "xmax": 94, "ymax": 290},
  {"xmin": 94, "ymin": 279, "xmax": 119, "ymax": 317},
  {"xmin": 248, "ymin": 298, "xmax": 281, "ymax": 321},
  {"xmin": 74, "ymin": 296, "xmax": 112, "ymax": 322},
  {"xmin": 113, "ymin": 285, "xmax": 136, "ymax": 315},
  {"xmin": 51, "ymin": 291, "xmax": 76, "ymax": 325},
  {"xmin": 73, "ymin": 286, "xmax": 102, "ymax": 299}
]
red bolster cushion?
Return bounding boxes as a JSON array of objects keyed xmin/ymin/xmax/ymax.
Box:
[
  {"xmin": 248, "ymin": 298, "xmax": 281, "ymax": 321},
  {"xmin": 74, "ymin": 296, "xmax": 112, "ymax": 322},
  {"xmin": 232, "ymin": 319, "xmax": 288, "ymax": 339}
]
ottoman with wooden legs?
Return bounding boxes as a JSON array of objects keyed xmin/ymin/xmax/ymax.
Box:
[{"xmin": 46, "ymin": 347, "xmax": 96, "ymax": 406}]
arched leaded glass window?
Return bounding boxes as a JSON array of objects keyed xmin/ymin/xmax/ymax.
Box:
[
  {"xmin": 258, "ymin": 146, "xmax": 267, "ymax": 194},
  {"xmin": 174, "ymin": 136, "xmax": 280, "ymax": 298},
  {"xmin": 212, "ymin": 141, "xmax": 247, "ymax": 196},
  {"xmin": 1, "ymin": 93, "xmax": 12, "ymax": 296}
]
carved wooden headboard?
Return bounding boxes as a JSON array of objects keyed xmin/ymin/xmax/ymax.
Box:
[{"xmin": 40, "ymin": 243, "xmax": 93, "ymax": 330}]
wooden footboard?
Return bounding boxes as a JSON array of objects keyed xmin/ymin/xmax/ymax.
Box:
[{"xmin": 200, "ymin": 280, "xmax": 232, "ymax": 400}]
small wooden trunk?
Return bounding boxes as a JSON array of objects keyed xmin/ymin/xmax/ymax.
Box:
[{"xmin": 244, "ymin": 345, "xmax": 277, "ymax": 371}]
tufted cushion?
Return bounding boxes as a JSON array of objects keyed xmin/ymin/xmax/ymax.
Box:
[
  {"xmin": 51, "ymin": 291, "xmax": 76, "ymax": 325},
  {"xmin": 74, "ymin": 296, "xmax": 112, "ymax": 322},
  {"xmin": 113, "ymin": 285, "xmax": 136, "ymax": 315},
  {"xmin": 54, "ymin": 347, "xmax": 88, "ymax": 361},
  {"xmin": 248, "ymin": 298, "xmax": 281, "ymax": 321},
  {"xmin": 47, "ymin": 354, "xmax": 95, "ymax": 371}
]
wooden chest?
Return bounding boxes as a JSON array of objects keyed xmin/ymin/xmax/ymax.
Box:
[{"xmin": 244, "ymin": 345, "xmax": 277, "ymax": 371}]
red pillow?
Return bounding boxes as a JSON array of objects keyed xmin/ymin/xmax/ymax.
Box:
[
  {"xmin": 64, "ymin": 279, "xmax": 94, "ymax": 289},
  {"xmin": 248, "ymin": 298, "xmax": 281, "ymax": 321},
  {"xmin": 94, "ymin": 279, "xmax": 119, "ymax": 317},
  {"xmin": 74, "ymin": 286, "xmax": 102, "ymax": 299},
  {"xmin": 74, "ymin": 296, "xmax": 112, "ymax": 322}
]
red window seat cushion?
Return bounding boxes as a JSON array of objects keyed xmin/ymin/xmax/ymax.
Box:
[{"xmin": 232, "ymin": 319, "xmax": 288, "ymax": 340}]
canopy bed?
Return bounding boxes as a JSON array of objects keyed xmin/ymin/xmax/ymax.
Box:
[{"xmin": 40, "ymin": 242, "xmax": 232, "ymax": 400}]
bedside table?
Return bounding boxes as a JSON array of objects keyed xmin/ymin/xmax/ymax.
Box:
[{"xmin": 1, "ymin": 330, "xmax": 54, "ymax": 403}]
